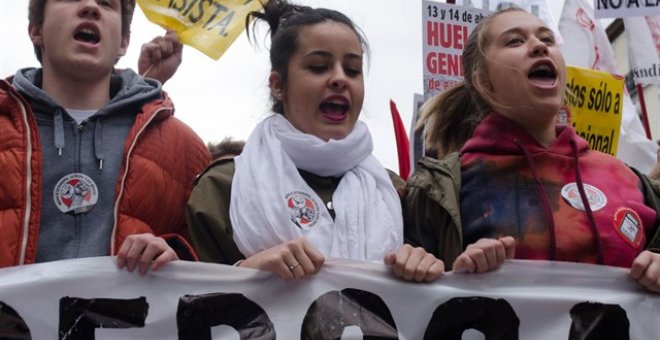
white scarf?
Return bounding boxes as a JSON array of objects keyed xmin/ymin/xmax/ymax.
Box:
[{"xmin": 230, "ymin": 114, "xmax": 403, "ymax": 261}]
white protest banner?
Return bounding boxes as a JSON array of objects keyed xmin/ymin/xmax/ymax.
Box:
[
  {"xmin": 624, "ymin": 15, "xmax": 660, "ymax": 86},
  {"xmin": 422, "ymin": 1, "xmax": 490, "ymax": 99},
  {"xmin": 594, "ymin": 0, "xmax": 660, "ymax": 19},
  {"xmin": 559, "ymin": 0, "xmax": 620, "ymax": 73},
  {"xmin": 560, "ymin": 0, "xmax": 659, "ymax": 173},
  {"xmin": 1, "ymin": 257, "xmax": 659, "ymax": 339}
]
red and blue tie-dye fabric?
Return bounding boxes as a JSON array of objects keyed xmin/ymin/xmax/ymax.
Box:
[{"xmin": 459, "ymin": 113, "xmax": 657, "ymax": 268}]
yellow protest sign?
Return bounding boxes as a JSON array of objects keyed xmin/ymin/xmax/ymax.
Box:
[
  {"xmin": 137, "ymin": 0, "xmax": 265, "ymax": 60},
  {"xmin": 564, "ymin": 66, "xmax": 624, "ymax": 156}
]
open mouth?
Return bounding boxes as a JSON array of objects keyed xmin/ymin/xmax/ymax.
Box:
[
  {"xmin": 74, "ymin": 27, "xmax": 100, "ymax": 45},
  {"xmin": 320, "ymin": 97, "xmax": 350, "ymax": 121},
  {"xmin": 528, "ymin": 62, "xmax": 557, "ymax": 87}
]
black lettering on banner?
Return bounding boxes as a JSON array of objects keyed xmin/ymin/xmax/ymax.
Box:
[
  {"xmin": 58, "ymin": 296, "xmax": 148, "ymax": 340},
  {"xmin": 203, "ymin": 3, "xmax": 229, "ymax": 30},
  {"xmin": 427, "ymin": 5, "xmax": 438, "ymax": 18},
  {"xmin": 184, "ymin": 0, "xmax": 213, "ymax": 24},
  {"xmin": 301, "ymin": 288, "xmax": 399, "ymax": 339},
  {"xmin": 176, "ymin": 293, "xmax": 275, "ymax": 340},
  {"xmin": 592, "ymin": 0, "xmax": 652, "ymax": 10},
  {"xmin": 568, "ymin": 302, "xmax": 630, "ymax": 340},
  {"xmin": 0, "ymin": 301, "xmax": 32, "ymax": 339},
  {"xmin": 169, "ymin": 0, "xmax": 187, "ymax": 12},
  {"xmin": 598, "ymin": 0, "xmax": 621, "ymax": 9},
  {"xmin": 423, "ymin": 297, "xmax": 519, "ymax": 339},
  {"xmin": 565, "ymin": 77, "xmax": 587, "ymax": 108},
  {"xmin": 462, "ymin": 11, "xmax": 473, "ymax": 23},
  {"xmin": 448, "ymin": 8, "xmax": 459, "ymax": 20},
  {"xmin": 206, "ymin": 10, "xmax": 236, "ymax": 37},
  {"xmin": 203, "ymin": 1, "xmax": 229, "ymax": 30},
  {"xmin": 576, "ymin": 125, "xmax": 615, "ymax": 154},
  {"xmin": 165, "ymin": 0, "xmax": 234, "ymax": 36}
]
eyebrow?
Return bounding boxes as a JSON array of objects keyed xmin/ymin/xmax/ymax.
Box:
[
  {"xmin": 499, "ymin": 26, "xmax": 554, "ymax": 38},
  {"xmin": 303, "ymin": 50, "xmax": 363, "ymax": 61}
]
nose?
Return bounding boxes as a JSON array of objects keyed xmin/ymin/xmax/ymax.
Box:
[
  {"xmin": 79, "ymin": 0, "xmax": 101, "ymax": 19},
  {"xmin": 328, "ymin": 65, "xmax": 347, "ymax": 91},
  {"xmin": 529, "ymin": 36, "xmax": 549, "ymax": 57}
]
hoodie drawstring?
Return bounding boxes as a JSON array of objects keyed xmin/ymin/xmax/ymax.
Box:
[
  {"xmin": 514, "ymin": 140, "xmax": 557, "ymax": 260},
  {"xmin": 94, "ymin": 118, "xmax": 104, "ymax": 170},
  {"xmin": 570, "ymin": 139, "xmax": 604, "ymax": 265},
  {"xmin": 514, "ymin": 138, "xmax": 605, "ymax": 264},
  {"xmin": 54, "ymin": 108, "xmax": 65, "ymax": 156},
  {"xmin": 53, "ymin": 109, "xmax": 104, "ymax": 170}
]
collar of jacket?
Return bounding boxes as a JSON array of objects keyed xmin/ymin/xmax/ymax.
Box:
[{"xmin": 409, "ymin": 153, "xmax": 463, "ymax": 237}]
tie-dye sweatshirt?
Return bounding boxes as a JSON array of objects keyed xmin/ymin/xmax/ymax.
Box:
[{"xmin": 459, "ymin": 113, "xmax": 657, "ymax": 267}]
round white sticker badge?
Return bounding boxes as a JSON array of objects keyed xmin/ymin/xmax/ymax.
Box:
[
  {"xmin": 560, "ymin": 182, "xmax": 607, "ymax": 212},
  {"xmin": 53, "ymin": 173, "xmax": 99, "ymax": 214},
  {"xmin": 285, "ymin": 191, "xmax": 320, "ymax": 230}
]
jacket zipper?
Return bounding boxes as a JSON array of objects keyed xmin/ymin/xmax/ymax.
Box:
[
  {"xmin": 109, "ymin": 107, "xmax": 170, "ymax": 255},
  {"xmin": 74, "ymin": 123, "xmax": 84, "ymax": 257},
  {"xmin": 11, "ymin": 91, "xmax": 33, "ymax": 265}
]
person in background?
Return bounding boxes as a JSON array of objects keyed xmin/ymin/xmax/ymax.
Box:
[
  {"xmin": 0, "ymin": 0, "xmax": 211, "ymax": 275},
  {"xmin": 186, "ymin": 0, "xmax": 444, "ymax": 282},
  {"xmin": 405, "ymin": 8, "xmax": 660, "ymax": 293},
  {"xmin": 208, "ymin": 137, "xmax": 246, "ymax": 161}
]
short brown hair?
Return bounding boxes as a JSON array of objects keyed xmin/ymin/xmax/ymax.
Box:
[{"xmin": 28, "ymin": 0, "xmax": 135, "ymax": 62}]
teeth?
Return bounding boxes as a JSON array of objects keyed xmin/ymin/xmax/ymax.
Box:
[
  {"xmin": 533, "ymin": 64, "xmax": 550, "ymax": 72},
  {"xmin": 78, "ymin": 28, "xmax": 95, "ymax": 35},
  {"xmin": 76, "ymin": 28, "xmax": 98, "ymax": 38}
]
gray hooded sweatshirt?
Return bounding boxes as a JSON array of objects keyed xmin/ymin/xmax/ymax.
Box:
[{"xmin": 12, "ymin": 68, "xmax": 162, "ymax": 262}]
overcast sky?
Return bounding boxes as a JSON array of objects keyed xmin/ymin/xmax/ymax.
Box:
[{"xmin": 1, "ymin": 0, "xmax": 570, "ymax": 171}]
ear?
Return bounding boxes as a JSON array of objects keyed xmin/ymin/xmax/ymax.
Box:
[
  {"xmin": 268, "ymin": 71, "xmax": 283, "ymax": 99},
  {"xmin": 118, "ymin": 34, "xmax": 130, "ymax": 57},
  {"xmin": 28, "ymin": 22, "xmax": 43, "ymax": 47}
]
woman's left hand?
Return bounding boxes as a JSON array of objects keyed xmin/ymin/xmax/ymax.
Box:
[
  {"xmin": 116, "ymin": 233, "xmax": 179, "ymax": 276},
  {"xmin": 629, "ymin": 250, "xmax": 660, "ymax": 294},
  {"xmin": 384, "ymin": 244, "xmax": 445, "ymax": 282}
]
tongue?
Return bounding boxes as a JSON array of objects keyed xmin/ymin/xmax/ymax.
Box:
[
  {"xmin": 320, "ymin": 103, "xmax": 347, "ymax": 121},
  {"xmin": 323, "ymin": 111, "xmax": 346, "ymax": 121}
]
